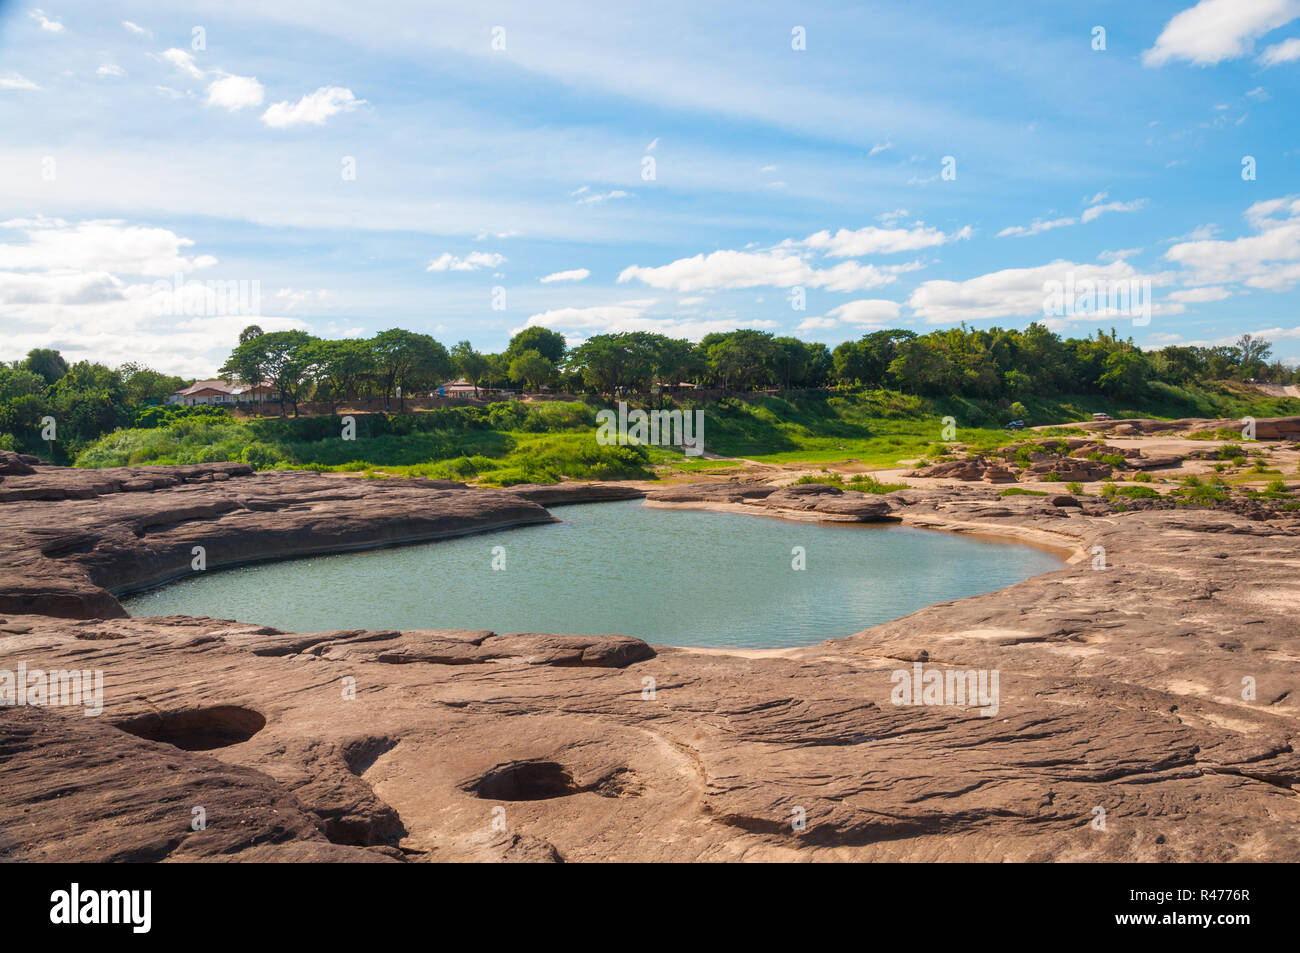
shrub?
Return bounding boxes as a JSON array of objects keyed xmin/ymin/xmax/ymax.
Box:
[
  {"xmin": 1132, "ymin": 471, "xmax": 1152, "ymax": 482},
  {"xmin": 845, "ymin": 474, "xmax": 907, "ymax": 494},
  {"xmin": 1065, "ymin": 481, "xmax": 1083, "ymax": 494}
]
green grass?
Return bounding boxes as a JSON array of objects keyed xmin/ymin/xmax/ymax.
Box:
[
  {"xmin": 70, "ymin": 384, "xmax": 1300, "ymax": 484},
  {"xmin": 1001, "ymin": 487, "xmax": 1048, "ymax": 496},
  {"xmin": 75, "ymin": 402, "xmax": 653, "ymax": 485}
]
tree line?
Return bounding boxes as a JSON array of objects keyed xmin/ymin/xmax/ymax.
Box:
[
  {"xmin": 0, "ymin": 323, "xmax": 1291, "ymax": 460},
  {"xmin": 219, "ymin": 322, "xmax": 1294, "ymax": 415}
]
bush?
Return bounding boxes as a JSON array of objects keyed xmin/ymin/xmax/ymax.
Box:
[
  {"xmin": 1132, "ymin": 471, "xmax": 1152, "ymax": 482},
  {"xmin": 1065, "ymin": 481, "xmax": 1083, "ymax": 494},
  {"xmin": 845, "ymin": 474, "xmax": 907, "ymax": 494}
]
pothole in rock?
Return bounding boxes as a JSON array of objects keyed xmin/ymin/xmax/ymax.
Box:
[
  {"xmin": 114, "ymin": 705, "xmax": 266, "ymax": 751},
  {"xmin": 466, "ymin": 760, "xmax": 642, "ymax": 801}
]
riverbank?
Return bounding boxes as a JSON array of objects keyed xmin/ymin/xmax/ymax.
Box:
[{"xmin": 1, "ymin": 449, "xmax": 1298, "ymax": 862}]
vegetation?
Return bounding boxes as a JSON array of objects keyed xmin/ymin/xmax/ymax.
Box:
[{"xmin": 7, "ymin": 323, "xmax": 1300, "ymax": 489}]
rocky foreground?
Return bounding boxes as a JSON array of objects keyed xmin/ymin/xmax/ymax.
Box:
[{"xmin": 1, "ymin": 451, "xmax": 1297, "ymax": 861}]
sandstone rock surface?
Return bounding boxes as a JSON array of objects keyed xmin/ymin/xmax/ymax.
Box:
[{"xmin": 2, "ymin": 462, "xmax": 1298, "ymax": 862}]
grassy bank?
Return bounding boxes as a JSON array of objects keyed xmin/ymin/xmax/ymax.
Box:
[{"xmin": 72, "ymin": 385, "xmax": 1300, "ymax": 483}]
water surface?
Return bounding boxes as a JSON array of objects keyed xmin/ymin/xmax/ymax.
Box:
[{"xmin": 122, "ymin": 500, "xmax": 1061, "ymax": 649}]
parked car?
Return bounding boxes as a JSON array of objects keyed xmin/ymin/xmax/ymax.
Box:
[
  {"xmin": 1006, "ymin": 419, "xmax": 1026, "ymax": 430},
  {"xmin": 1091, "ymin": 412, "xmax": 1111, "ymax": 421}
]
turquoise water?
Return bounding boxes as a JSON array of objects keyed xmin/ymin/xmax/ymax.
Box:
[{"xmin": 120, "ymin": 500, "xmax": 1062, "ymax": 649}]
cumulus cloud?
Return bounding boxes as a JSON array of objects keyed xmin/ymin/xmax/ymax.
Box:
[
  {"xmin": 828, "ymin": 299, "xmax": 902, "ymax": 325},
  {"xmin": 0, "ymin": 218, "xmax": 218, "ymax": 276},
  {"xmin": 426, "ymin": 251, "xmax": 506, "ymax": 272},
  {"xmin": 1167, "ymin": 286, "xmax": 1232, "ymax": 303},
  {"xmin": 540, "ymin": 268, "xmax": 590, "ymax": 283},
  {"xmin": 1165, "ymin": 195, "xmax": 1300, "ymax": 290},
  {"xmin": 907, "ymin": 260, "xmax": 1170, "ymax": 324},
  {"xmin": 1143, "ymin": 0, "xmax": 1300, "ymax": 67},
  {"xmin": 261, "ymin": 87, "xmax": 364, "ymax": 127},
  {"xmin": 97, "ymin": 64, "xmax": 126, "ymax": 78},
  {"xmin": 0, "ymin": 218, "xmax": 301, "ymax": 377},
  {"xmin": 618, "ymin": 249, "xmax": 917, "ymax": 294},
  {"xmin": 796, "ymin": 316, "xmax": 837, "ymax": 332},
  {"xmin": 521, "ymin": 300, "xmax": 775, "ymax": 340},
  {"xmin": 1259, "ymin": 35, "xmax": 1300, "ymax": 65},
  {"xmin": 206, "ymin": 74, "xmax": 265, "ymax": 111},
  {"xmin": 799, "ymin": 223, "xmax": 970, "ymax": 256},
  {"xmin": 162, "ymin": 48, "xmax": 204, "ymax": 79}
]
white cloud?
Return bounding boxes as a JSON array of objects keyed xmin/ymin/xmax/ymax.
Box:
[
  {"xmin": 800, "ymin": 223, "xmax": 970, "ymax": 256},
  {"xmin": 618, "ymin": 249, "xmax": 916, "ymax": 294},
  {"xmin": 997, "ymin": 216, "xmax": 1077, "ymax": 238},
  {"xmin": 30, "ymin": 9, "xmax": 63, "ymax": 33},
  {"xmin": 796, "ymin": 316, "xmax": 837, "ymax": 332},
  {"xmin": 122, "ymin": 20, "xmax": 150, "ymax": 37},
  {"xmin": 1000, "ymin": 198, "xmax": 1145, "ymax": 237},
  {"xmin": 540, "ymin": 268, "xmax": 590, "ymax": 283},
  {"xmin": 522, "ymin": 300, "xmax": 775, "ymax": 340},
  {"xmin": 0, "ymin": 219, "xmax": 298, "ymax": 377},
  {"xmin": 1167, "ymin": 286, "xmax": 1232, "ymax": 303},
  {"xmin": 96, "ymin": 64, "xmax": 126, "ymax": 78},
  {"xmin": 271, "ymin": 288, "xmax": 330, "ymax": 309},
  {"xmin": 876, "ymin": 209, "xmax": 910, "ymax": 226},
  {"xmin": 908, "ymin": 260, "xmax": 1165, "ymax": 324},
  {"xmin": 426, "ymin": 251, "xmax": 506, "ymax": 272},
  {"xmin": 206, "ymin": 74, "xmax": 265, "ymax": 112},
  {"xmin": 1246, "ymin": 85, "xmax": 1270, "ymax": 99},
  {"xmin": 1098, "ymin": 248, "xmax": 1143, "ymax": 262},
  {"xmin": 162, "ymin": 48, "xmax": 204, "ymax": 80},
  {"xmin": 0, "ymin": 218, "xmax": 217, "ymax": 276},
  {"xmin": 645, "ymin": 137, "xmax": 659, "ymax": 152},
  {"xmin": 869, "ymin": 141, "xmax": 892, "ymax": 156},
  {"xmin": 0, "ymin": 74, "xmax": 41, "ymax": 91},
  {"xmin": 1081, "ymin": 198, "xmax": 1147, "ymax": 223},
  {"xmin": 261, "ymin": 87, "xmax": 364, "ymax": 128},
  {"xmin": 575, "ymin": 189, "xmax": 630, "ymax": 205},
  {"xmin": 1259, "ymin": 35, "xmax": 1300, "ymax": 64},
  {"xmin": 1143, "ymin": 0, "xmax": 1300, "ymax": 67},
  {"xmin": 828, "ymin": 299, "xmax": 902, "ymax": 325},
  {"xmin": 1165, "ymin": 195, "xmax": 1300, "ymax": 290}
]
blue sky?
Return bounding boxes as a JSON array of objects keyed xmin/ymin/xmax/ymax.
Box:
[{"xmin": 1, "ymin": 0, "xmax": 1299, "ymax": 376}]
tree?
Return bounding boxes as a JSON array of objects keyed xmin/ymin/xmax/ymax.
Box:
[
  {"xmin": 119, "ymin": 362, "xmax": 185, "ymax": 405},
  {"xmin": 23, "ymin": 348, "xmax": 69, "ymax": 386},
  {"xmin": 706, "ymin": 330, "xmax": 778, "ymax": 391},
  {"xmin": 1236, "ymin": 334, "xmax": 1272, "ymax": 378},
  {"xmin": 370, "ymin": 329, "xmax": 451, "ymax": 411},
  {"xmin": 304, "ymin": 338, "xmax": 374, "ymax": 412},
  {"xmin": 508, "ymin": 349, "xmax": 556, "ymax": 391},
  {"xmin": 220, "ymin": 328, "xmax": 272, "ymax": 408},
  {"xmin": 506, "ymin": 327, "xmax": 566, "ymax": 366},
  {"xmin": 451, "ymin": 340, "xmax": 489, "ymax": 396},
  {"xmin": 222, "ymin": 330, "xmax": 314, "ymax": 416}
]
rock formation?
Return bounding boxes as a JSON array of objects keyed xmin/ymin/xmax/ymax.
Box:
[{"xmin": 1, "ymin": 460, "xmax": 1297, "ymax": 861}]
